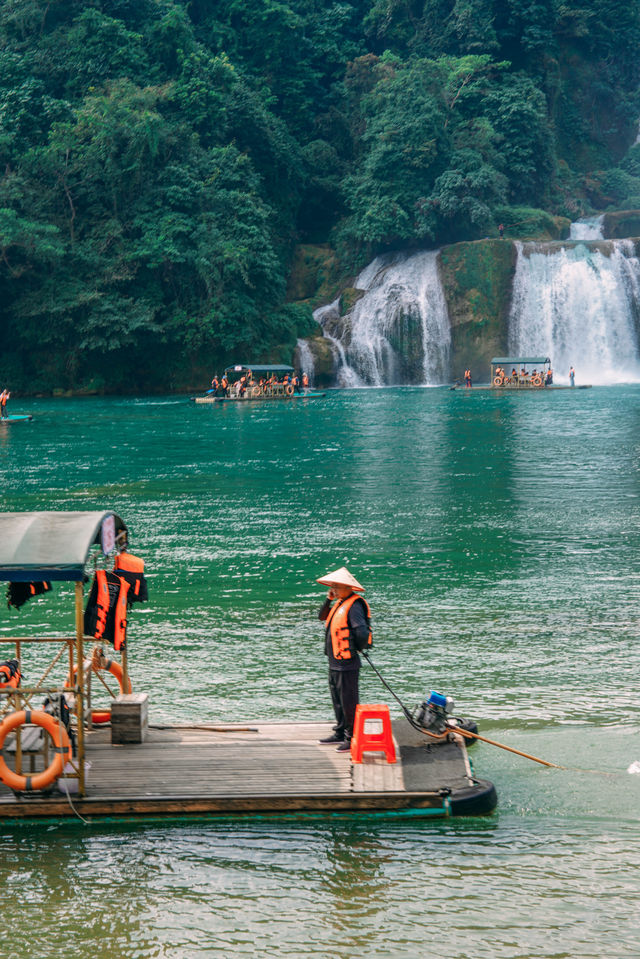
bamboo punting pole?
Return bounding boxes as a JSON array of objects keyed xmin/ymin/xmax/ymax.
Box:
[{"xmin": 75, "ymin": 581, "xmax": 86, "ymax": 796}]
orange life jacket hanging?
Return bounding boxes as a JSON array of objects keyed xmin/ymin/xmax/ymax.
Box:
[
  {"xmin": 0, "ymin": 659, "xmax": 21, "ymax": 689},
  {"xmin": 6, "ymin": 581, "xmax": 52, "ymax": 610},
  {"xmin": 113, "ymin": 551, "xmax": 148, "ymax": 603},
  {"xmin": 84, "ymin": 570, "xmax": 130, "ymax": 650}
]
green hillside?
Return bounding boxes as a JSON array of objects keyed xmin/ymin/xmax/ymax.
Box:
[{"xmin": 1, "ymin": 0, "xmax": 639, "ymax": 392}]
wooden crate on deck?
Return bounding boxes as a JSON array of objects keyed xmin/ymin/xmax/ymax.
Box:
[{"xmin": 111, "ymin": 693, "xmax": 148, "ymax": 744}]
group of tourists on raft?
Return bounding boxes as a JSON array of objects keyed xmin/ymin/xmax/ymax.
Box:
[
  {"xmin": 210, "ymin": 370, "xmax": 310, "ymax": 398},
  {"xmin": 493, "ymin": 366, "xmax": 553, "ymax": 387}
]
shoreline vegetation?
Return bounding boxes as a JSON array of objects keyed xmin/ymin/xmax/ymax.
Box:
[{"xmin": 1, "ymin": 2, "xmax": 640, "ymax": 394}]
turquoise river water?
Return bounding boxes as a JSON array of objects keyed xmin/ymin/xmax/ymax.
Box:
[{"xmin": 0, "ymin": 387, "xmax": 639, "ymax": 958}]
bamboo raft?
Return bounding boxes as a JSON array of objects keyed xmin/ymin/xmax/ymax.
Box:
[
  {"xmin": 0, "ymin": 511, "xmax": 496, "ymax": 824},
  {"xmin": 0, "ymin": 717, "xmax": 496, "ymax": 822}
]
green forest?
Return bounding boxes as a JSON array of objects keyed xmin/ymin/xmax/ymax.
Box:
[{"xmin": 1, "ymin": 0, "xmax": 640, "ymax": 392}]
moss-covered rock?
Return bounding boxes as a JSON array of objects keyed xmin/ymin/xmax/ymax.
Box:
[
  {"xmin": 602, "ymin": 210, "xmax": 640, "ymax": 239},
  {"xmin": 339, "ymin": 287, "xmax": 365, "ymax": 315},
  {"xmin": 286, "ymin": 244, "xmax": 350, "ymax": 307},
  {"xmin": 307, "ymin": 337, "xmax": 335, "ymax": 386},
  {"xmin": 493, "ymin": 206, "xmax": 571, "ymax": 241},
  {"xmin": 439, "ymin": 239, "xmax": 517, "ymax": 383}
]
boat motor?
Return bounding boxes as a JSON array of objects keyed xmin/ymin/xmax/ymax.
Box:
[{"xmin": 413, "ymin": 690, "xmax": 455, "ymax": 734}]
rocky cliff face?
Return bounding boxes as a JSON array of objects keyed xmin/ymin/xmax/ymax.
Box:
[{"xmin": 438, "ymin": 240, "xmax": 517, "ymax": 383}]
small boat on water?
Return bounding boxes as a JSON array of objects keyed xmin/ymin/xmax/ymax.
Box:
[
  {"xmin": 192, "ymin": 364, "xmax": 325, "ymax": 404},
  {"xmin": 0, "ymin": 510, "xmax": 496, "ymax": 823},
  {"xmin": 0, "ymin": 414, "xmax": 33, "ymax": 424}
]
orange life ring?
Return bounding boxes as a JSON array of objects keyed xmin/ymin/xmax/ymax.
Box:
[
  {"xmin": 0, "ymin": 710, "xmax": 72, "ymax": 792},
  {"xmin": 251, "ymin": 386, "xmax": 261, "ymax": 398},
  {"xmin": 66, "ymin": 658, "xmax": 132, "ymax": 695},
  {"xmin": 285, "ymin": 385, "xmax": 294, "ymax": 396},
  {"xmin": 90, "ymin": 709, "xmax": 112, "ymax": 725},
  {"xmin": 493, "ymin": 376, "xmax": 503, "ymax": 387},
  {"xmin": 532, "ymin": 375, "xmax": 542, "ymax": 386}
]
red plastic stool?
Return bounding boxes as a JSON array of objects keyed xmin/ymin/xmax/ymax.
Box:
[{"xmin": 350, "ymin": 704, "xmax": 396, "ymax": 763}]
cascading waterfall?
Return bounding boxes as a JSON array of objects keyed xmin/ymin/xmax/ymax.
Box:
[
  {"xmin": 569, "ymin": 216, "xmax": 604, "ymax": 241},
  {"xmin": 508, "ymin": 238, "xmax": 640, "ymax": 384},
  {"xmin": 294, "ymin": 337, "xmax": 315, "ymax": 384},
  {"xmin": 314, "ymin": 251, "xmax": 451, "ymax": 387}
]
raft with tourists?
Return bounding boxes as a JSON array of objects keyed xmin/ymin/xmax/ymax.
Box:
[
  {"xmin": 452, "ymin": 356, "xmax": 592, "ymax": 390},
  {"xmin": 0, "ymin": 510, "xmax": 497, "ymax": 823},
  {"xmin": 192, "ymin": 364, "xmax": 325, "ymax": 404}
]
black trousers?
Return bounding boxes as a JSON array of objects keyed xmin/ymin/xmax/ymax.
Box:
[{"xmin": 329, "ymin": 668, "xmax": 359, "ymax": 741}]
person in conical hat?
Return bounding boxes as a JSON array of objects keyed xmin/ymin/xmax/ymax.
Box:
[
  {"xmin": 316, "ymin": 566, "xmax": 365, "ymax": 593},
  {"xmin": 316, "ymin": 566, "xmax": 372, "ymax": 752}
]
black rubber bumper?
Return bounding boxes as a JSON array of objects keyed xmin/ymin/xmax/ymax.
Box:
[{"xmin": 449, "ymin": 778, "xmax": 498, "ymax": 817}]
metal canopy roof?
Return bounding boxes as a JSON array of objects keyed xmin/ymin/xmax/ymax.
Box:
[
  {"xmin": 491, "ymin": 357, "xmax": 551, "ymax": 365},
  {"xmin": 224, "ymin": 364, "xmax": 294, "ymax": 374},
  {"xmin": 0, "ymin": 511, "xmax": 127, "ymax": 582}
]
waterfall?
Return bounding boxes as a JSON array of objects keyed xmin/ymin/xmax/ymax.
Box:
[
  {"xmin": 294, "ymin": 338, "xmax": 315, "ymax": 384},
  {"xmin": 508, "ymin": 239, "xmax": 640, "ymax": 384},
  {"xmin": 569, "ymin": 216, "xmax": 604, "ymax": 241},
  {"xmin": 314, "ymin": 251, "xmax": 451, "ymax": 387}
]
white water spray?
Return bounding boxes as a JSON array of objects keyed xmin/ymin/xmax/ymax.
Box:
[
  {"xmin": 314, "ymin": 251, "xmax": 451, "ymax": 386},
  {"xmin": 294, "ymin": 337, "xmax": 315, "ymax": 384},
  {"xmin": 508, "ymin": 239, "xmax": 640, "ymax": 384},
  {"xmin": 569, "ymin": 216, "xmax": 604, "ymax": 241}
]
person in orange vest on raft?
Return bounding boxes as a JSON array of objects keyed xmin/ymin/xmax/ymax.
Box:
[
  {"xmin": 0, "ymin": 389, "xmax": 9, "ymax": 419},
  {"xmin": 317, "ymin": 566, "xmax": 372, "ymax": 752}
]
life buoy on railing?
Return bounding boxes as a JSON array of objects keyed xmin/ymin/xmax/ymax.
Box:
[
  {"xmin": 532, "ymin": 375, "xmax": 542, "ymax": 386},
  {"xmin": 251, "ymin": 386, "xmax": 261, "ymax": 398},
  {"xmin": 493, "ymin": 376, "xmax": 503, "ymax": 387},
  {"xmin": 0, "ymin": 710, "xmax": 72, "ymax": 792},
  {"xmin": 66, "ymin": 658, "xmax": 132, "ymax": 695},
  {"xmin": 285, "ymin": 385, "xmax": 294, "ymax": 396}
]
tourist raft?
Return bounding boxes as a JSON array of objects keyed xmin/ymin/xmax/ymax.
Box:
[
  {"xmin": 193, "ymin": 365, "xmax": 325, "ymax": 404},
  {"xmin": 0, "ymin": 511, "xmax": 496, "ymax": 823},
  {"xmin": 453, "ymin": 356, "xmax": 592, "ymax": 390}
]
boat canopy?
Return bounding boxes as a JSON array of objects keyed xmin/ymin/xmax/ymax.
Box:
[
  {"xmin": 491, "ymin": 357, "xmax": 551, "ymax": 366},
  {"xmin": 224, "ymin": 364, "xmax": 294, "ymax": 375},
  {"xmin": 0, "ymin": 511, "xmax": 127, "ymax": 582}
]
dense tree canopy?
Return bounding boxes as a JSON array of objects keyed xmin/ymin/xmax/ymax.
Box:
[{"xmin": 1, "ymin": 0, "xmax": 639, "ymax": 390}]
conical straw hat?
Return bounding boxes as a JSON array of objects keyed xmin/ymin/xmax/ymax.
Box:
[{"xmin": 316, "ymin": 566, "xmax": 364, "ymax": 592}]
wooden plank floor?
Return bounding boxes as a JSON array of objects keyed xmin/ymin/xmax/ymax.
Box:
[{"xmin": 0, "ymin": 718, "xmax": 478, "ymax": 820}]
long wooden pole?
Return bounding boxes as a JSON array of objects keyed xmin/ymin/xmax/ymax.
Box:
[{"xmin": 75, "ymin": 581, "xmax": 85, "ymax": 796}]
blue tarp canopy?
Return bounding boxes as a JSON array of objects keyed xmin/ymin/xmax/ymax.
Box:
[
  {"xmin": 491, "ymin": 357, "xmax": 551, "ymax": 365},
  {"xmin": 0, "ymin": 511, "xmax": 127, "ymax": 582}
]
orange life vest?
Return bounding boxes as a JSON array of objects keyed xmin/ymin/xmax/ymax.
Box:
[
  {"xmin": 0, "ymin": 659, "xmax": 21, "ymax": 689},
  {"xmin": 93, "ymin": 569, "xmax": 129, "ymax": 650},
  {"xmin": 114, "ymin": 550, "xmax": 147, "ymax": 601},
  {"xmin": 325, "ymin": 593, "xmax": 372, "ymax": 661}
]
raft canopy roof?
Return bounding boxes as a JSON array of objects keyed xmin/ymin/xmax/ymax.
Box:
[
  {"xmin": 491, "ymin": 357, "xmax": 551, "ymax": 366},
  {"xmin": 223, "ymin": 364, "xmax": 294, "ymax": 375},
  {"xmin": 0, "ymin": 511, "xmax": 127, "ymax": 582}
]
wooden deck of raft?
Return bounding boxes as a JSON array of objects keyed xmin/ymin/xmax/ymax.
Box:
[{"xmin": 0, "ymin": 718, "xmax": 495, "ymax": 821}]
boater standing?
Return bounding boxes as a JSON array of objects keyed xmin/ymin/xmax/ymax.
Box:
[{"xmin": 317, "ymin": 567, "xmax": 372, "ymax": 752}]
